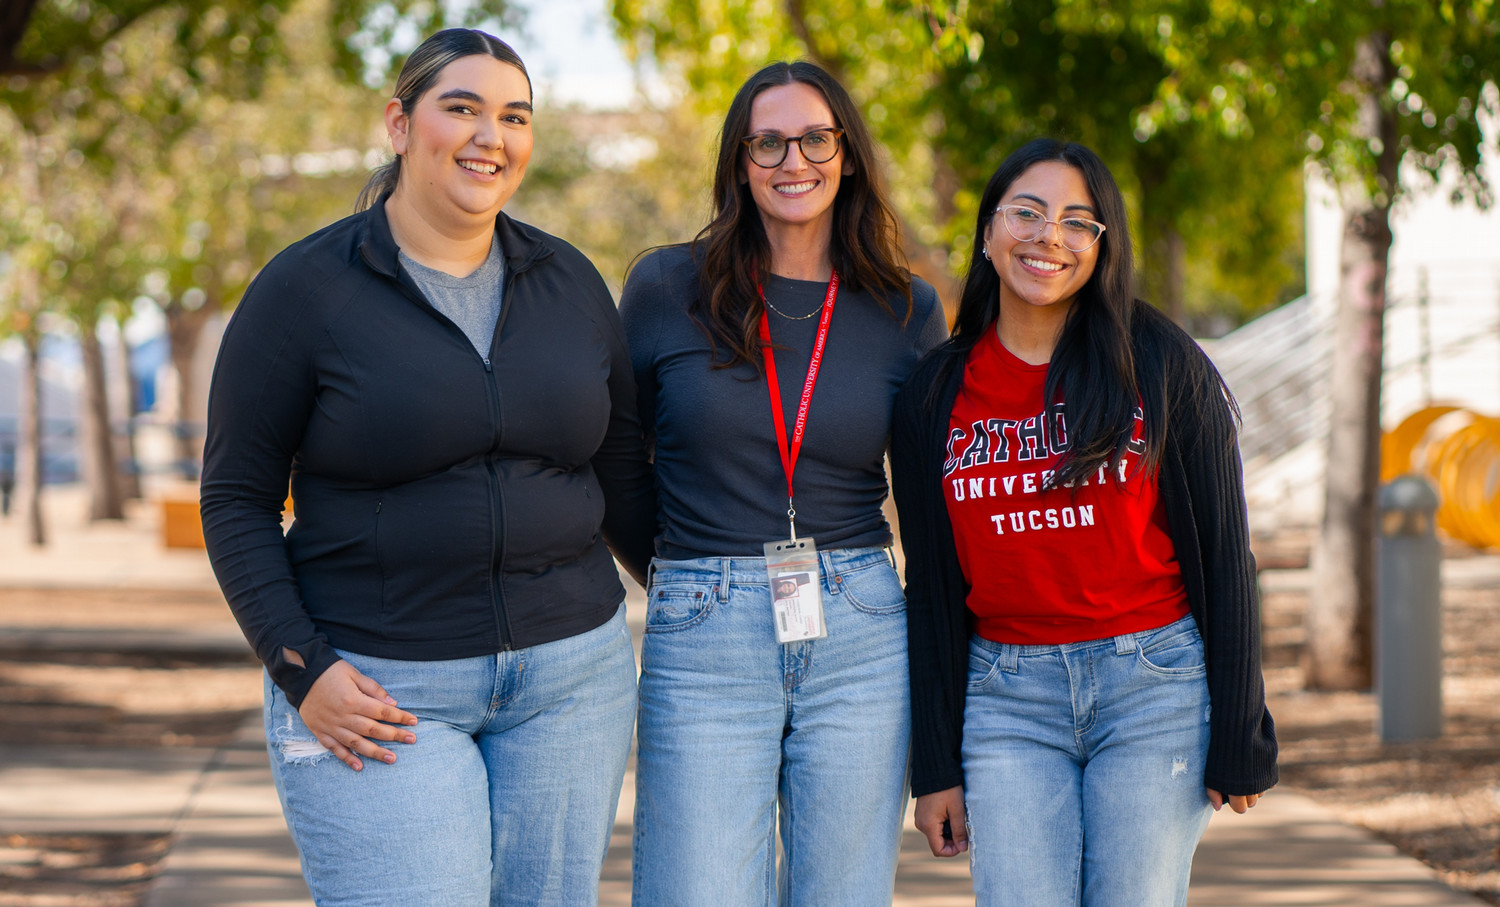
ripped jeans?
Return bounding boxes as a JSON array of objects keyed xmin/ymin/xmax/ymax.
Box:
[
  {"xmin": 263, "ymin": 603, "xmax": 636, "ymax": 906},
  {"xmin": 961, "ymin": 615, "xmax": 1213, "ymax": 907}
]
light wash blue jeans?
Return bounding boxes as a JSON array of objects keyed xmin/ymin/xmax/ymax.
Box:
[
  {"xmin": 263, "ymin": 603, "xmax": 636, "ymax": 906},
  {"xmin": 962, "ymin": 614, "xmax": 1214, "ymax": 907},
  {"xmin": 632, "ymin": 547, "xmax": 911, "ymax": 906}
]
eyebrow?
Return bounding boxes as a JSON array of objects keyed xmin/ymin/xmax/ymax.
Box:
[
  {"xmin": 751, "ymin": 123, "xmax": 836, "ymax": 135},
  {"xmin": 436, "ymin": 88, "xmax": 534, "ymax": 112},
  {"xmin": 1013, "ymin": 192, "xmax": 1097, "ymax": 215}
]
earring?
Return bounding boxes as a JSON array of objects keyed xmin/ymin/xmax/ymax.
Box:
[{"xmin": 982, "ymin": 247, "xmax": 991, "ymax": 260}]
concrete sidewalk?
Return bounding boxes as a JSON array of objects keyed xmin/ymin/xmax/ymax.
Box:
[
  {"xmin": 2, "ymin": 707, "xmax": 1481, "ymax": 905},
  {"xmin": 0, "ymin": 491, "xmax": 1491, "ymax": 904},
  {"xmin": 2, "ymin": 702, "xmax": 1482, "ymax": 906}
]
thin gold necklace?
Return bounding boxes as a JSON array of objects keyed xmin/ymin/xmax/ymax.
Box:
[{"xmin": 763, "ymin": 294, "xmax": 825, "ymax": 320}]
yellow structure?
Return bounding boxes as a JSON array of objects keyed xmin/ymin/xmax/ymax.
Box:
[{"xmin": 1382, "ymin": 406, "xmax": 1500, "ymax": 550}]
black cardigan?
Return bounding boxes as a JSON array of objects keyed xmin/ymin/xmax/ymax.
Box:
[{"xmin": 890, "ymin": 305, "xmax": 1278, "ymax": 798}]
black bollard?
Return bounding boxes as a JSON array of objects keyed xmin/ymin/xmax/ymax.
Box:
[{"xmin": 1376, "ymin": 475, "xmax": 1443, "ymax": 742}]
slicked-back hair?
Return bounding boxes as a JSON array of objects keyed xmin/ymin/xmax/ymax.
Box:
[
  {"xmin": 940, "ymin": 139, "xmax": 1178, "ymax": 487},
  {"xmin": 356, "ymin": 29, "xmax": 531, "ymax": 212},
  {"xmin": 689, "ymin": 60, "xmax": 912, "ymax": 371}
]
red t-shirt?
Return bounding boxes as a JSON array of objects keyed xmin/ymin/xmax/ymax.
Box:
[{"xmin": 944, "ymin": 329, "xmax": 1188, "ymax": 644}]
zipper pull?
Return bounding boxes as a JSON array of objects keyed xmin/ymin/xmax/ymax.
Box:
[{"xmin": 482, "ymin": 357, "xmax": 493, "ymax": 373}]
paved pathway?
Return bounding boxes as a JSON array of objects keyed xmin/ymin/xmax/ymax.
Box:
[
  {"xmin": 3, "ymin": 707, "xmax": 1482, "ymax": 905},
  {"xmin": 0, "ymin": 488, "xmax": 1490, "ymax": 904}
]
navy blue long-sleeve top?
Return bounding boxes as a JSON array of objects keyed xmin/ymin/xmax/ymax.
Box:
[{"xmin": 620, "ymin": 245, "xmax": 947, "ymax": 558}]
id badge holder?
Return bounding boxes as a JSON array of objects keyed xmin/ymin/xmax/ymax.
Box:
[{"xmin": 764, "ymin": 537, "xmax": 827, "ymax": 644}]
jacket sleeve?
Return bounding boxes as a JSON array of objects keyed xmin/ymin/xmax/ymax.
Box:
[
  {"xmin": 1174, "ymin": 353, "xmax": 1279, "ymax": 796},
  {"xmin": 582, "ymin": 265, "xmax": 658, "ymax": 589},
  {"xmin": 199, "ymin": 262, "xmax": 342, "ymax": 708},
  {"xmin": 890, "ymin": 364, "xmax": 970, "ymax": 797}
]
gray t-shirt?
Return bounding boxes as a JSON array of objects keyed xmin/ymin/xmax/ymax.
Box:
[
  {"xmin": 400, "ymin": 234, "xmax": 505, "ymax": 355},
  {"xmin": 620, "ymin": 244, "xmax": 948, "ymax": 558}
]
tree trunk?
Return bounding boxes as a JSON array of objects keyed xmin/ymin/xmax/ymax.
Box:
[
  {"xmin": 1305, "ymin": 31, "xmax": 1398, "ymax": 691},
  {"xmin": 114, "ymin": 322, "xmax": 142, "ymax": 500},
  {"xmin": 78, "ymin": 315, "xmax": 126, "ymax": 520},
  {"xmin": 1152, "ymin": 227, "xmax": 1186, "ymax": 324},
  {"xmin": 906, "ymin": 144, "xmax": 963, "ymax": 315},
  {"xmin": 19, "ymin": 328, "xmax": 46, "ymax": 546},
  {"xmin": 165, "ymin": 303, "xmax": 213, "ymax": 478},
  {"xmin": 1138, "ymin": 159, "xmax": 1187, "ymax": 324}
]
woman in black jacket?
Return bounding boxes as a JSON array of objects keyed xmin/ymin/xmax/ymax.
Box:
[
  {"xmin": 890, "ymin": 139, "xmax": 1276, "ymax": 906},
  {"xmin": 200, "ymin": 29, "xmax": 653, "ymax": 905}
]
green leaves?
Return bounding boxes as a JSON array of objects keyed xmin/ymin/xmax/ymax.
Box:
[{"xmin": 610, "ymin": 0, "xmax": 1496, "ymax": 323}]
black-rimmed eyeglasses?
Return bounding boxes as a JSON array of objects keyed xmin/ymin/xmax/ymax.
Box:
[
  {"xmin": 994, "ymin": 204, "xmax": 1107, "ymax": 252},
  {"xmin": 741, "ymin": 129, "xmax": 845, "ymax": 168}
]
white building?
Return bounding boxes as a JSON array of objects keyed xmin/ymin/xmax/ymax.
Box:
[{"xmin": 1211, "ymin": 119, "xmax": 1500, "ymax": 532}]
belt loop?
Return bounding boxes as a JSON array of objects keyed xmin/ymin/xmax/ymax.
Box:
[
  {"xmin": 998, "ymin": 643, "xmax": 1019, "ymax": 673},
  {"xmin": 886, "ymin": 546, "xmax": 898, "ymax": 571},
  {"xmin": 646, "ymin": 559, "xmax": 658, "ymax": 591},
  {"xmin": 1115, "ymin": 632, "xmax": 1139, "ymax": 655},
  {"xmin": 718, "ymin": 557, "xmax": 731, "ymax": 603}
]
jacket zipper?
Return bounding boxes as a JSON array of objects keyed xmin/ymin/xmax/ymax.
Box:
[
  {"xmin": 479, "ymin": 247, "xmax": 543, "ymax": 652},
  {"xmin": 381, "ymin": 234, "xmax": 548, "ymax": 654},
  {"xmin": 481, "ymin": 353, "xmax": 514, "ymax": 651}
]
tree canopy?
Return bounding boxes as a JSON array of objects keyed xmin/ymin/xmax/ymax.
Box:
[{"xmin": 611, "ymin": 0, "xmax": 1314, "ymax": 322}]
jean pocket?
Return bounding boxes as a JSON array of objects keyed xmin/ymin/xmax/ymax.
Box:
[
  {"xmin": 643, "ymin": 584, "xmax": 714, "ymax": 634},
  {"xmin": 265, "ymin": 681, "xmax": 335, "ymax": 764},
  {"xmin": 836, "ymin": 561, "xmax": 907, "ymax": 615},
  {"xmin": 1136, "ymin": 627, "xmax": 1207, "ymax": 677},
  {"xmin": 967, "ymin": 651, "xmax": 1000, "ymax": 689}
]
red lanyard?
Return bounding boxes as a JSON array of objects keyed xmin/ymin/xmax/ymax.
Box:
[{"xmin": 758, "ymin": 271, "xmax": 839, "ymax": 540}]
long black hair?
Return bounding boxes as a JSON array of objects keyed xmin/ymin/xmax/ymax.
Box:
[
  {"xmin": 941, "ymin": 138, "xmax": 1231, "ymax": 486},
  {"xmin": 690, "ymin": 61, "xmax": 911, "ymax": 371},
  {"xmin": 356, "ymin": 29, "xmax": 531, "ymax": 212}
]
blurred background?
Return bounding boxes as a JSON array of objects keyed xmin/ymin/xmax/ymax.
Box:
[{"xmin": 1, "ymin": 0, "xmax": 1499, "ymax": 903}]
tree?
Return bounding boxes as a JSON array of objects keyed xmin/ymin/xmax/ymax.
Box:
[
  {"xmin": 609, "ymin": 0, "xmax": 1309, "ymax": 321},
  {"xmin": 2, "ymin": 0, "xmax": 517, "ymax": 512},
  {"xmin": 510, "ymin": 103, "xmax": 717, "ymax": 290},
  {"xmin": 0, "ymin": 125, "xmax": 49, "ymax": 543},
  {"xmin": 611, "ymin": 0, "xmax": 970, "ymax": 300},
  {"xmin": 1127, "ymin": 0, "xmax": 1496, "ymax": 690},
  {"xmin": 120, "ymin": 0, "xmax": 378, "ymax": 473},
  {"xmin": 920, "ymin": 0, "xmax": 1309, "ymax": 325}
]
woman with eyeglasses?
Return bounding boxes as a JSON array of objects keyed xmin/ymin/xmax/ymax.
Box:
[
  {"xmin": 619, "ymin": 61, "xmax": 946, "ymax": 904},
  {"xmin": 890, "ymin": 139, "xmax": 1277, "ymax": 905}
]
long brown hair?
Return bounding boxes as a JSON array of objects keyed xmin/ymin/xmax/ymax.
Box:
[
  {"xmin": 356, "ymin": 29, "xmax": 531, "ymax": 212},
  {"xmin": 692, "ymin": 61, "xmax": 911, "ymax": 371}
]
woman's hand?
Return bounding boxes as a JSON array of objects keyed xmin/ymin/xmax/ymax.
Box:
[
  {"xmin": 292, "ymin": 653, "xmax": 418, "ymax": 771},
  {"xmin": 1207, "ymin": 788, "xmax": 1264, "ymax": 814},
  {"xmin": 915, "ymin": 786, "xmax": 969, "ymax": 857}
]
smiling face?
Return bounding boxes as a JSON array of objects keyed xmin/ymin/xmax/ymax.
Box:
[
  {"xmin": 386, "ymin": 53, "xmax": 534, "ymax": 229},
  {"xmin": 983, "ymin": 160, "xmax": 1101, "ymax": 321},
  {"xmin": 741, "ymin": 81, "xmax": 852, "ymax": 243}
]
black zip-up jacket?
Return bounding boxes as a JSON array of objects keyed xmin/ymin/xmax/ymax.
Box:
[
  {"xmin": 200, "ymin": 201, "xmax": 656, "ymax": 708},
  {"xmin": 890, "ymin": 303, "xmax": 1277, "ymax": 799}
]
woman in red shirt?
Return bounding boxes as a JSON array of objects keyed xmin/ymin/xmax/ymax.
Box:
[{"xmin": 891, "ymin": 139, "xmax": 1277, "ymax": 905}]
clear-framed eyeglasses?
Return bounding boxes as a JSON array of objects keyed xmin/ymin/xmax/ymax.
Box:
[
  {"xmin": 741, "ymin": 128, "xmax": 845, "ymax": 168},
  {"xmin": 994, "ymin": 204, "xmax": 1107, "ymax": 252}
]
